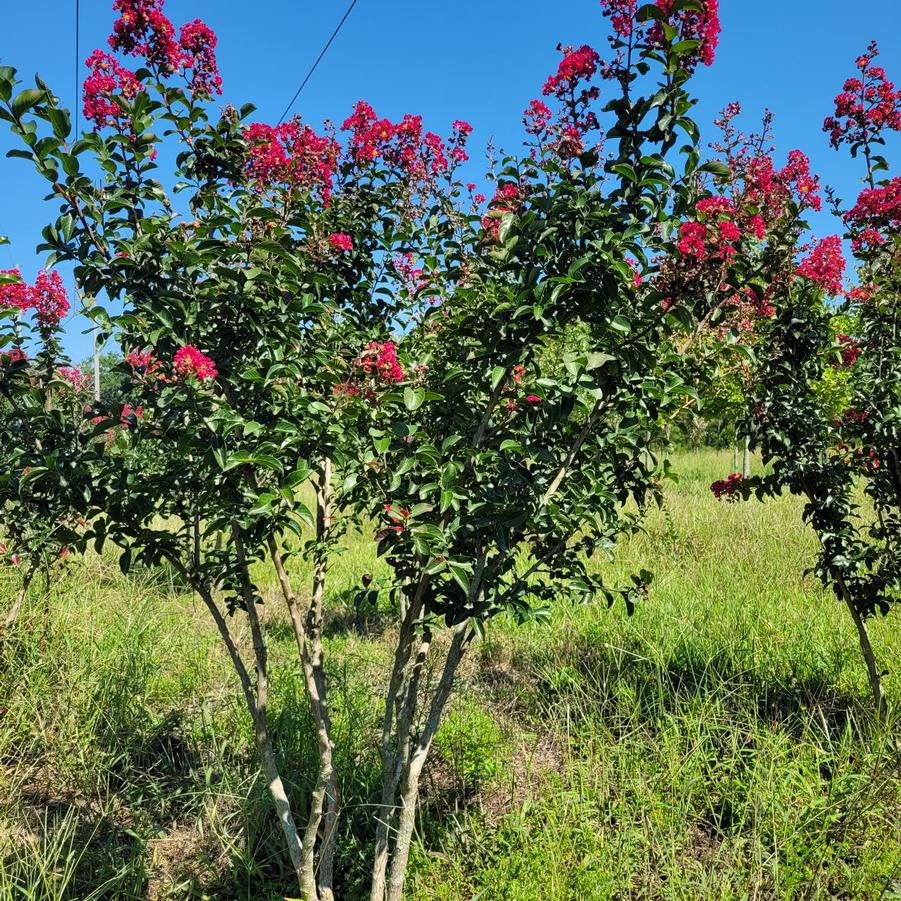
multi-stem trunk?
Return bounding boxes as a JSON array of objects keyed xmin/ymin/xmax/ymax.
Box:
[
  {"xmin": 371, "ymin": 557, "xmax": 486, "ymax": 901},
  {"xmin": 384, "ymin": 626, "xmax": 473, "ymax": 901},
  {"xmin": 267, "ymin": 459, "xmax": 339, "ymax": 901},
  {"xmin": 370, "ymin": 576, "xmax": 430, "ymax": 901},
  {"xmin": 212, "ymin": 533, "xmax": 308, "ymax": 889}
]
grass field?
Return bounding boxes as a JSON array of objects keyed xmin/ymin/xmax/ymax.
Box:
[{"xmin": 1, "ymin": 449, "xmax": 899, "ymax": 900}]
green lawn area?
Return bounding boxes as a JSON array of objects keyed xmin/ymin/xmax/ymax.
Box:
[{"xmin": 1, "ymin": 449, "xmax": 899, "ymax": 900}]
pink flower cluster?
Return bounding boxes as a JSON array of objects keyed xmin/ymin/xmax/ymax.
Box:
[
  {"xmin": 357, "ymin": 340, "xmax": 404, "ymax": 383},
  {"xmin": 600, "ymin": 0, "xmax": 640, "ymax": 40},
  {"xmin": 836, "ymin": 334, "xmax": 861, "ymax": 368},
  {"xmin": 178, "ymin": 19, "xmax": 222, "ymax": 97},
  {"xmin": 0, "ymin": 348, "xmax": 28, "ymax": 364},
  {"xmin": 329, "ymin": 232, "xmax": 353, "ymax": 253},
  {"xmin": 677, "ymin": 196, "xmax": 744, "ymax": 261},
  {"xmin": 120, "ymin": 402, "xmax": 144, "ymax": 426},
  {"xmin": 482, "ymin": 182, "xmax": 526, "ymax": 240},
  {"xmin": 107, "ymin": 0, "xmax": 221, "ymax": 95},
  {"xmin": 650, "ymin": 0, "xmax": 721, "ymax": 70},
  {"xmin": 30, "ymin": 271, "xmax": 71, "ymax": 329},
  {"xmin": 393, "ymin": 253, "xmax": 428, "ymax": 294},
  {"xmin": 342, "ymin": 102, "xmax": 470, "ymax": 184},
  {"xmin": 83, "ymin": 50, "xmax": 143, "ymax": 130},
  {"xmin": 542, "ymin": 45, "xmax": 601, "ymax": 99},
  {"xmin": 531, "ymin": 44, "xmax": 602, "ymax": 160},
  {"xmin": 0, "ymin": 268, "xmax": 30, "ymax": 312},
  {"xmin": 823, "ymin": 42, "xmax": 901, "ymax": 150},
  {"xmin": 796, "ymin": 236, "xmax": 846, "ymax": 296},
  {"xmin": 743, "ymin": 150, "xmax": 822, "ymax": 221},
  {"xmin": 58, "ymin": 366, "xmax": 92, "ymax": 394},
  {"xmin": 126, "ymin": 349, "xmax": 161, "ymax": 378},
  {"xmin": 845, "ymin": 178, "xmax": 901, "ymax": 249},
  {"xmin": 846, "ymin": 284, "xmax": 875, "ymax": 303},
  {"xmin": 244, "ymin": 121, "xmax": 340, "ymax": 199},
  {"xmin": 1, "ymin": 269, "xmax": 70, "ymax": 329},
  {"xmin": 174, "ymin": 345, "xmax": 217, "ymax": 381},
  {"xmin": 711, "ymin": 472, "xmax": 743, "ymax": 501},
  {"xmin": 110, "ymin": 0, "xmax": 181, "ymax": 71}
]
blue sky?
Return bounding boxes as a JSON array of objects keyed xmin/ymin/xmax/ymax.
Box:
[{"xmin": 2, "ymin": 0, "xmax": 899, "ymax": 361}]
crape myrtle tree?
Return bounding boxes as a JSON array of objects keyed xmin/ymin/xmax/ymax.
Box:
[
  {"xmin": 667, "ymin": 102, "xmax": 828, "ymax": 484},
  {"xmin": 709, "ymin": 43, "xmax": 901, "ymax": 719},
  {"xmin": 338, "ymin": 1, "xmax": 726, "ymax": 897},
  {"xmin": 0, "ymin": 262, "xmax": 97, "ymax": 632},
  {"xmin": 0, "ymin": 0, "xmax": 468, "ymax": 897}
]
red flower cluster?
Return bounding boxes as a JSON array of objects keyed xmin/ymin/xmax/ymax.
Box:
[
  {"xmin": 743, "ymin": 151, "xmax": 822, "ymax": 220},
  {"xmin": 329, "ymin": 232, "xmax": 353, "ymax": 253},
  {"xmin": 126, "ymin": 349, "xmax": 161, "ymax": 378},
  {"xmin": 845, "ymin": 178, "xmax": 901, "ymax": 248},
  {"xmin": 842, "ymin": 408, "xmax": 869, "ymax": 425},
  {"xmin": 244, "ymin": 121, "xmax": 340, "ymax": 199},
  {"xmin": 108, "ymin": 0, "xmax": 221, "ymax": 96},
  {"xmin": 711, "ymin": 472, "xmax": 743, "ymax": 501},
  {"xmin": 109, "ymin": 0, "xmax": 182, "ymax": 72},
  {"xmin": 650, "ymin": 0, "xmax": 720, "ymax": 70},
  {"xmin": 0, "ymin": 268, "xmax": 30, "ymax": 311},
  {"xmin": 523, "ymin": 99, "xmax": 552, "ymax": 136},
  {"xmin": 677, "ymin": 197, "xmax": 744, "ymax": 261},
  {"xmin": 341, "ymin": 102, "xmax": 466, "ymax": 185},
  {"xmin": 174, "ymin": 345, "xmax": 218, "ymax": 381},
  {"xmin": 83, "ymin": 50, "xmax": 143, "ymax": 130},
  {"xmin": 601, "ymin": 0, "xmax": 639, "ymax": 40},
  {"xmin": 482, "ymin": 182, "xmax": 526, "ymax": 240},
  {"xmin": 723, "ymin": 287, "xmax": 776, "ymax": 334},
  {"xmin": 358, "ymin": 340, "xmax": 404, "ymax": 383},
  {"xmin": 0, "ymin": 348, "xmax": 28, "ymax": 364},
  {"xmin": 178, "ymin": 19, "xmax": 222, "ymax": 97},
  {"xmin": 846, "ymin": 283, "xmax": 875, "ymax": 303},
  {"xmin": 450, "ymin": 120, "xmax": 474, "ymax": 163},
  {"xmin": 393, "ymin": 253, "xmax": 428, "ymax": 294},
  {"xmin": 120, "ymin": 402, "xmax": 144, "ymax": 426},
  {"xmin": 796, "ymin": 236, "xmax": 846, "ymax": 296},
  {"xmin": 13, "ymin": 271, "xmax": 59, "ymax": 330},
  {"xmin": 836, "ymin": 334, "xmax": 861, "ymax": 368},
  {"xmin": 58, "ymin": 366, "xmax": 92, "ymax": 394},
  {"xmin": 542, "ymin": 44, "xmax": 600, "ymax": 99},
  {"xmin": 823, "ymin": 42, "xmax": 901, "ymax": 150}
]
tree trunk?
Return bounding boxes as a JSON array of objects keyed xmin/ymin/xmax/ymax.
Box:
[
  {"xmin": 370, "ymin": 580, "xmax": 429, "ymax": 901},
  {"xmin": 385, "ymin": 627, "xmax": 472, "ymax": 901},
  {"xmin": 838, "ymin": 578, "xmax": 887, "ymax": 721},
  {"xmin": 267, "ymin": 459, "xmax": 340, "ymax": 901},
  {"xmin": 228, "ymin": 529, "xmax": 308, "ymax": 891},
  {"xmin": 742, "ymin": 435, "xmax": 751, "ymax": 478},
  {"xmin": 2, "ymin": 560, "xmax": 38, "ymax": 634}
]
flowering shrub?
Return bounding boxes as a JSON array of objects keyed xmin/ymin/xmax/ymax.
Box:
[
  {"xmin": 0, "ymin": 0, "xmax": 470, "ymax": 893},
  {"xmin": 714, "ymin": 43, "xmax": 901, "ymax": 720},
  {"xmin": 0, "ymin": 261, "xmax": 97, "ymax": 633}
]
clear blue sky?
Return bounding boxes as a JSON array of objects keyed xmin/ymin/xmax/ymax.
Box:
[{"xmin": 2, "ymin": 0, "xmax": 899, "ymax": 361}]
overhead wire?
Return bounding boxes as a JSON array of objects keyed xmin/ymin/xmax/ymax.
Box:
[{"xmin": 276, "ymin": 0, "xmax": 360, "ymax": 124}]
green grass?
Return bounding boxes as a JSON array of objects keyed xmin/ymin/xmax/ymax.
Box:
[{"xmin": 1, "ymin": 449, "xmax": 899, "ymax": 900}]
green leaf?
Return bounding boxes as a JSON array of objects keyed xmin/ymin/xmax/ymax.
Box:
[
  {"xmin": 12, "ymin": 88, "xmax": 44, "ymax": 119},
  {"xmin": 48, "ymin": 108, "xmax": 71, "ymax": 140},
  {"xmin": 403, "ymin": 387, "xmax": 425, "ymax": 411}
]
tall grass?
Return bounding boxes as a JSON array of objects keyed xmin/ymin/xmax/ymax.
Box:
[{"xmin": 0, "ymin": 450, "xmax": 898, "ymax": 900}]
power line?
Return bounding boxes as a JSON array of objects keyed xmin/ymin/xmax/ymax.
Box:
[
  {"xmin": 276, "ymin": 0, "xmax": 360, "ymax": 125},
  {"xmin": 74, "ymin": 0, "xmax": 80, "ymax": 136}
]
